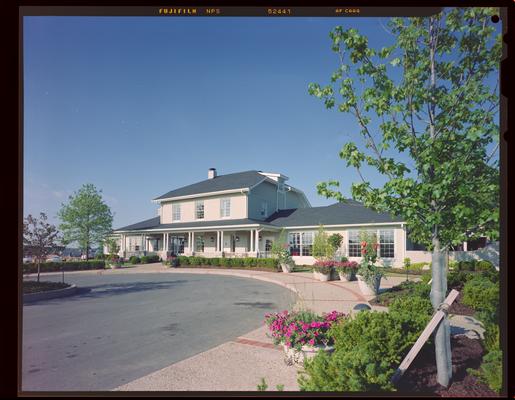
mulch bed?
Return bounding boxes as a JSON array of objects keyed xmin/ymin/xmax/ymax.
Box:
[
  {"xmin": 23, "ymin": 281, "xmax": 71, "ymax": 294},
  {"xmin": 396, "ymin": 336, "xmax": 498, "ymax": 397},
  {"xmin": 448, "ymin": 291, "xmax": 475, "ymax": 316}
]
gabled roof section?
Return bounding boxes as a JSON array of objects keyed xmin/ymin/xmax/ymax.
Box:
[
  {"xmin": 266, "ymin": 200, "xmax": 404, "ymax": 227},
  {"xmin": 153, "ymin": 170, "xmax": 270, "ymax": 201}
]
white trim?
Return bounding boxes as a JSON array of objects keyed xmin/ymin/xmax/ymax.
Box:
[
  {"xmin": 114, "ymin": 223, "xmax": 280, "ymax": 234},
  {"xmin": 152, "ymin": 188, "xmax": 249, "ymax": 203},
  {"xmin": 278, "ymin": 222, "xmax": 404, "ymax": 229}
]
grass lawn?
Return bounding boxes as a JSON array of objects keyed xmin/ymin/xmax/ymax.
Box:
[{"xmin": 23, "ymin": 281, "xmax": 71, "ymax": 294}]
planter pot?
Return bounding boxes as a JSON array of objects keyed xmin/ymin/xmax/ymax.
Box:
[
  {"xmin": 330, "ymin": 268, "xmax": 340, "ymax": 280},
  {"xmin": 280, "ymin": 263, "xmax": 293, "ymax": 273},
  {"xmin": 356, "ymin": 274, "xmax": 381, "ymax": 295},
  {"xmin": 338, "ymin": 271, "xmax": 355, "ymax": 282},
  {"xmin": 283, "ymin": 343, "xmax": 334, "ymax": 366},
  {"xmin": 313, "ymin": 271, "xmax": 331, "ymax": 282}
]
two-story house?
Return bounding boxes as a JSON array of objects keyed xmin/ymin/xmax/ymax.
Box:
[{"xmin": 109, "ymin": 168, "xmax": 498, "ymax": 268}]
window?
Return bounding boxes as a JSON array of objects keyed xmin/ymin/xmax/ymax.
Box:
[
  {"xmin": 260, "ymin": 202, "xmax": 268, "ymax": 217},
  {"xmin": 379, "ymin": 229, "xmax": 395, "ymax": 258},
  {"xmin": 196, "ymin": 236, "xmax": 204, "ymax": 252},
  {"xmin": 288, "ymin": 233, "xmax": 301, "ymax": 256},
  {"xmin": 172, "ymin": 203, "xmax": 181, "ymax": 221},
  {"xmin": 301, "ymin": 232, "xmax": 313, "ymax": 256},
  {"xmin": 195, "ymin": 200, "xmax": 204, "ymax": 219},
  {"xmin": 348, "ymin": 230, "xmax": 361, "ymax": 257},
  {"xmin": 348, "ymin": 229, "xmax": 395, "ymax": 258},
  {"xmin": 220, "ymin": 198, "xmax": 231, "ymax": 217},
  {"xmin": 288, "ymin": 232, "xmax": 314, "ymax": 256}
]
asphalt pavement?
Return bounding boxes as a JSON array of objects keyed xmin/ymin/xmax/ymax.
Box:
[{"xmin": 22, "ymin": 272, "xmax": 295, "ymax": 391}]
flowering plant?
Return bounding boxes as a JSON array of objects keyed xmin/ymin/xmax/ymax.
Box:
[
  {"xmin": 312, "ymin": 260, "xmax": 335, "ymax": 275},
  {"xmin": 356, "ymin": 232, "xmax": 385, "ymax": 290},
  {"xmin": 334, "ymin": 261, "xmax": 359, "ymax": 273},
  {"xmin": 264, "ymin": 310, "xmax": 346, "ymax": 351}
]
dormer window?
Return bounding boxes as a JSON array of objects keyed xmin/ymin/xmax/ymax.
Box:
[
  {"xmin": 220, "ymin": 198, "xmax": 231, "ymax": 218},
  {"xmin": 195, "ymin": 200, "xmax": 204, "ymax": 219}
]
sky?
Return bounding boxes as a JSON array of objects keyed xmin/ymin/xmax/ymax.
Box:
[{"xmin": 23, "ymin": 14, "xmax": 500, "ymax": 230}]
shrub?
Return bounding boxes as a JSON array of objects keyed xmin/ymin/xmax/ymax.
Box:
[
  {"xmin": 388, "ymin": 296, "xmax": 433, "ymax": 338},
  {"xmin": 462, "ymin": 276, "xmax": 499, "ymax": 317},
  {"xmin": 476, "ymin": 260, "xmax": 495, "ymax": 272},
  {"xmin": 483, "ymin": 322, "xmax": 500, "ymax": 353},
  {"xmin": 448, "ymin": 260, "xmax": 459, "ymax": 270},
  {"xmin": 403, "ymin": 257, "xmax": 411, "ymax": 270},
  {"xmin": 22, "ymin": 260, "xmax": 106, "ymax": 274},
  {"xmin": 340, "ymin": 256, "xmax": 348, "ymax": 262},
  {"xmin": 299, "ymin": 309, "xmax": 427, "ymax": 391},
  {"xmin": 469, "ymin": 349, "xmax": 502, "ymax": 393},
  {"xmin": 409, "ymin": 262, "xmax": 429, "ymax": 271},
  {"xmin": 219, "ymin": 257, "xmax": 231, "ymax": 267},
  {"xmin": 177, "ymin": 256, "xmax": 189, "ymax": 266},
  {"xmin": 128, "ymin": 256, "xmax": 140, "ymax": 264},
  {"xmin": 140, "ymin": 256, "xmax": 149, "ymax": 264},
  {"xmin": 420, "ymin": 272, "xmax": 432, "ymax": 284},
  {"xmin": 447, "ymin": 270, "xmax": 476, "ymax": 289},
  {"xmin": 457, "ymin": 260, "xmax": 476, "ymax": 271}
]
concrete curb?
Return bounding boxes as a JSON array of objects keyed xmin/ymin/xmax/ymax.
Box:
[{"xmin": 23, "ymin": 284, "xmax": 78, "ymax": 303}]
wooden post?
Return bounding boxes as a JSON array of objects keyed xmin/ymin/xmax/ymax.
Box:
[{"xmin": 390, "ymin": 289, "xmax": 459, "ymax": 385}]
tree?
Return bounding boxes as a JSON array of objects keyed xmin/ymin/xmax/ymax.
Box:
[
  {"xmin": 58, "ymin": 184, "xmax": 114, "ymax": 260},
  {"xmin": 328, "ymin": 233, "xmax": 343, "ymax": 256},
  {"xmin": 23, "ymin": 213, "xmax": 61, "ymax": 282},
  {"xmin": 309, "ymin": 8, "xmax": 500, "ymax": 387},
  {"xmin": 312, "ymin": 225, "xmax": 334, "ymax": 260}
]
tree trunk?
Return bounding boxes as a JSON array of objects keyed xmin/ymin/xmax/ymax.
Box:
[
  {"xmin": 37, "ymin": 260, "xmax": 41, "ymax": 283},
  {"xmin": 430, "ymin": 235, "xmax": 452, "ymax": 387}
]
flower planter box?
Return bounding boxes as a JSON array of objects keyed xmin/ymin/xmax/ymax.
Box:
[
  {"xmin": 356, "ymin": 274, "xmax": 381, "ymax": 295},
  {"xmin": 338, "ymin": 270, "xmax": 356, "ymax": 282},
  {"xmin": 330, "ymin": 268, "xmax": 340, "ymax": 280},
  {"xmin": 280, "ymin": 263, "xmax": 293, "ymax": 273},
  {"xmin": 283, "ymin": 343, "xmax": 334, "ymax": 366},
  {"xmin": 313, "ymin": 271, "xmax": 331, "ymax": 281}
]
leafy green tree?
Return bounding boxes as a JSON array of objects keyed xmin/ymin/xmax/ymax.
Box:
[
  {"xmin": 23, "ymin": 213, "xmax": 62, "ymax": 282},
  {"xmin": 58, "ymin": 184, "xmax": 114, "ymax": 260},
  {"xmin": 312, "ymin": 225, "xmax": 333, "ymax": 260},
  {"xmin": 328, "ymin": 233, "xmax": 343, "ymax": 255},
  {"xmin": 309, "ymin": 8, "xmax": 500, "ymax": 387}
]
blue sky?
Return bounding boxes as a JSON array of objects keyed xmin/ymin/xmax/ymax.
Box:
[{"xmin": 23, "ymin": 15, "xmax": 499, "ymax": 229}]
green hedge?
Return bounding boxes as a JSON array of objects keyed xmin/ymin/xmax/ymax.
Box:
[
  {"xmin": 128, "ymin": 256, "xmax": 141, "ymax": 264},
  {"xmin": 174, "ymin": 256, "xmax": 279, "ymax": 270},
  {"xmin": 140, "ymin": 255, "xmax": 160, "ymax": 264},
  {"xmin": 23, "ymin": 260, "xmax": 106, "ymax": 274}
]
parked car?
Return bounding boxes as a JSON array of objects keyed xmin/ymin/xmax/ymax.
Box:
[{"xmin": 22, "ymin": 256, "xmax": 33, "ymax": 263}]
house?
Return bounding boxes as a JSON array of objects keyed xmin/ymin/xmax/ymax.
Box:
[{"xmin": 108, "ymin": 168, "xmax": 498, "ymax": 268}]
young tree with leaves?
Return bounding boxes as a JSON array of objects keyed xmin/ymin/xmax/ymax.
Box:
[
  {"xmin": 58, "ymin": 184, "xmax": 114, "ymax": 260},
  {"xmin": 309, "ymin": 8, "xmax": 500, "ymax": 387},
  {"xmin": 23, "ymin": 213, "xmax": 61, "ymax": 282}
]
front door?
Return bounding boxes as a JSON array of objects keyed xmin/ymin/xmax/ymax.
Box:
[{"xmin": 170, "ymin": 236, "xmax": 185, "ymax": 255}]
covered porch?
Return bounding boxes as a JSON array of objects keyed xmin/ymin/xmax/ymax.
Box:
[{"xmin": 117, "ymin": 225, "xmax": 279, "ymax": 260}]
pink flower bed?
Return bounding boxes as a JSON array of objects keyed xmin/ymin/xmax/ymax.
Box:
[{"xmin": 264, "ymin": 310, "xmax": 347, "ymax": 350}]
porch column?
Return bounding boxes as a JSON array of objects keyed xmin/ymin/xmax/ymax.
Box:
[
  {"xmin": 255, "ymin": 229, "xmax": 260, "ymax": 256},
  {"xmin": 250, "ymin": 230, "xmax": 254, "ymax": 252},
  {"xmin": 463, "ymin": 241, "xmax": 468, "ymax": 252},
  {"xmin": 191, "ymin": 231, "xmax": 195, "ymax": 253}
]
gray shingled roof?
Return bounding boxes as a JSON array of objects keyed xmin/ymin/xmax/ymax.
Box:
[
  {"xmin": 114, "ymin": 217, "xmax": 276, "ymax": 232},
  {"xmin": 154, "ymin": 170, "xmax": 268, "ymax": 200},
  {"xmin": 265, "ymin": 201, "xmax": 404, "ymax": 227}
]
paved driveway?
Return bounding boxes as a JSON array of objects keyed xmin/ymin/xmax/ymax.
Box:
[{"xmin": 22, "ymin": 273, "xmax": 295, "ymax": 391}]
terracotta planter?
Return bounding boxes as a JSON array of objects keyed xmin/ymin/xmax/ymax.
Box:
[
  {"xmin": 283, "ymin": 343, "xmax": 334, "ymax": 366},
  {"xmin": 356, "ymin": 274, "xmax": 381, "ymax": 295},
  {"xmin": 280, "ymin": 263, "xmax": 293, "ymax": 273}
]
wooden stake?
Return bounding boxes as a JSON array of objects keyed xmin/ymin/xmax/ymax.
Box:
[{"xmin": 391, "ymin": 289, "xmax": 459, "ymax": 385}]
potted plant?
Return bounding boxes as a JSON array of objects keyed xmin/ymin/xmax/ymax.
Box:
[
  {"xmin": 355, "ymin": 232, "xmax": 385, "ymax": 295},
  {"xmin": 335, "ymin": 261, "xmax": 358, "ymax": 281},
  {"xmin": 271, "ymin": 229, "xmax": 294, "ymax": 273},
  {"xmin": 107, "ymin": 254, "xmax": 122, "ymax": 269},
  {"xmin": 264, "ymin": 310, "xmax": 346, "ymax": 366},
  {"xmin": 312, "ymin": 261, "xmax": 334, "ymax": 281}
]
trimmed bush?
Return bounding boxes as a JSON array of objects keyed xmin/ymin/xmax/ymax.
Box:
[
  {"xmin": 409, "ymin": 262, "xmax": 430, "ymax": 271},
  {"xmin": 462, "ymin": 276, "xmax": 499, "ymax": 317},
  {"xmin": 476, "ymin": 260, "xmax": 495, "ymax": 272},
  {"xmin": 128, "ymin": 256, "xmax": 141, "ymax": 264},
  {"xmin": 448, "ymin": 260, "xmax": 459, "ymax": 270},
  {"xmin": 388, "ymin": 296, "xmax": 433, "ymax": 337},
  {"xmin": 140, "ymin": 256, "xmax": 149, "ymax": 264},
  {"xmin": 469, "ymin": 349, "xmax": 502, "ymax": 393},
  {"xmin": 421, "ymin": 272, "xmax": 432, "ymax": 284},
  {"xmin": 177, "ymin": 256, "xmax": 189, "ymax": 266},
  {"xmin": 210, "ymin": 257, "xmax": 221, "ymax": 266},
  {"xmin": 145, "ymin": 254, "xmax": 160, "ymax": 263},
  {"xmin": 457, "ymin": 260, "xmax": 476, "ymax": 271},
  {"xmin": 23, "ymin": 260, "xmax": 105, "ymax": 274},
  {"xmin": 299, "ymin": 306, "xmax": 430, "ymax": 392}
]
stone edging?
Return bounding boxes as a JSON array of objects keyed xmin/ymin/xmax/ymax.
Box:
[{"xmin": 23, "ymin": 284, "xmax": 78, "ymax": 303}]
